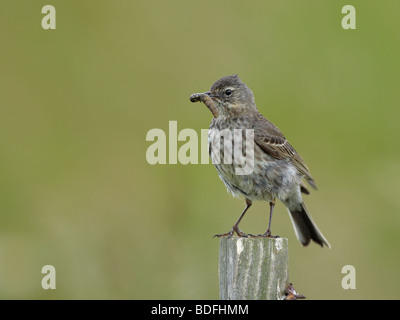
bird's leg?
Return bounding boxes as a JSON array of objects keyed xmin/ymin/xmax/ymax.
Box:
[
  {"xmin": 259, "ymin": 200, "xmax": 279, "ymax": 238},
  {"xmin": 214, "ymin": 199, "xmax": 252, "ymax": 238}
]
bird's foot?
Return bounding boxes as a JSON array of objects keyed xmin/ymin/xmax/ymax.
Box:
[
  {"xmin": 213, "ymin": 231, "xmax": 234, "ymax": 238},
  {"xmin": 213, "ymin": 226, "xmax": 248, "ymax": 238},
  {"xmin": 257, "ymin": 230, "xmax": 280, "ymax": 238}
]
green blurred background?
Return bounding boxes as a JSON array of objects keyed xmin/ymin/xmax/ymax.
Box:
[{"xmin": 0, "ymin": 0, "xmax": 399, "ymax": 299}]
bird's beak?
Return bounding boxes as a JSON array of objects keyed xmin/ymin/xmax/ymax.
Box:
[
  {"xmin": 189, "ymin": 91, "xmax": 219, "ymax": 118},
  {"xmin": 205, "ymin": 91, "xmax": 217, "ymax": 100}
]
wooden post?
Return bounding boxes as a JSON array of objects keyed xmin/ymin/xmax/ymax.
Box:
[{"xmin": 219, "ymin": 237, "xmax": 289, "ymax": 300}]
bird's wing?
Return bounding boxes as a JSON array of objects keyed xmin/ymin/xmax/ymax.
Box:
[{"xmin": 252, "ymin": 113, "xmax": 317, "ymax": 189}]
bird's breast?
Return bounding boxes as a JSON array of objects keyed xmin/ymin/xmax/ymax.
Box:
[{"xmin": 208, "ymin": 126, "xmax": 302, "ymax": 201}]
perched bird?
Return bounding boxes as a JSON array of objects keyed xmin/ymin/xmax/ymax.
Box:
[{"xmin": 190, "ymin": 75, "xmax": 330, "ymax": 248}]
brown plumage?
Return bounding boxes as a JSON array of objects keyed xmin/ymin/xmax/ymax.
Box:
[{"xmin": 190, "ymin": 75, "xmax": 330, "ymax": 248}]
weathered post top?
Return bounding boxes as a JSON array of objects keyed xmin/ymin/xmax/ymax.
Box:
[{"xmin": 219, "ymin": 237, "xmax": 289, "ymax": 300}]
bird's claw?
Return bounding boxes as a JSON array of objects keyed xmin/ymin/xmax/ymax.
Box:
[
  {"xmin": 257, "ymin": 230, "xmax": 280, "ymax": 238},
  {"xmin": 213, "ymin": 227, "xmax": 248, "ymax": 238}
]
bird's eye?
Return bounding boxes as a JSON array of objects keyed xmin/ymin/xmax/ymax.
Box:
[{"xmin": 225, "ymin": 89, "xmax": 232, "ymax": 96}]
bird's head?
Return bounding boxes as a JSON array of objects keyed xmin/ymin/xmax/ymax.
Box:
[{"xmin": 205, "ymin": 75, "xmax": 256, "ymax": 117}]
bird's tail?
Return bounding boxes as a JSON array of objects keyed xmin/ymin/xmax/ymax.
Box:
[{"xmin": 287, "ymin": 202, "xmax": 331, "ymax": 248}]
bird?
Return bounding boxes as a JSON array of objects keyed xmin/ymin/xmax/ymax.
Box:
[{"xmin": 190, "ymin": 74, "xmax": 330, "ymax": 248}]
